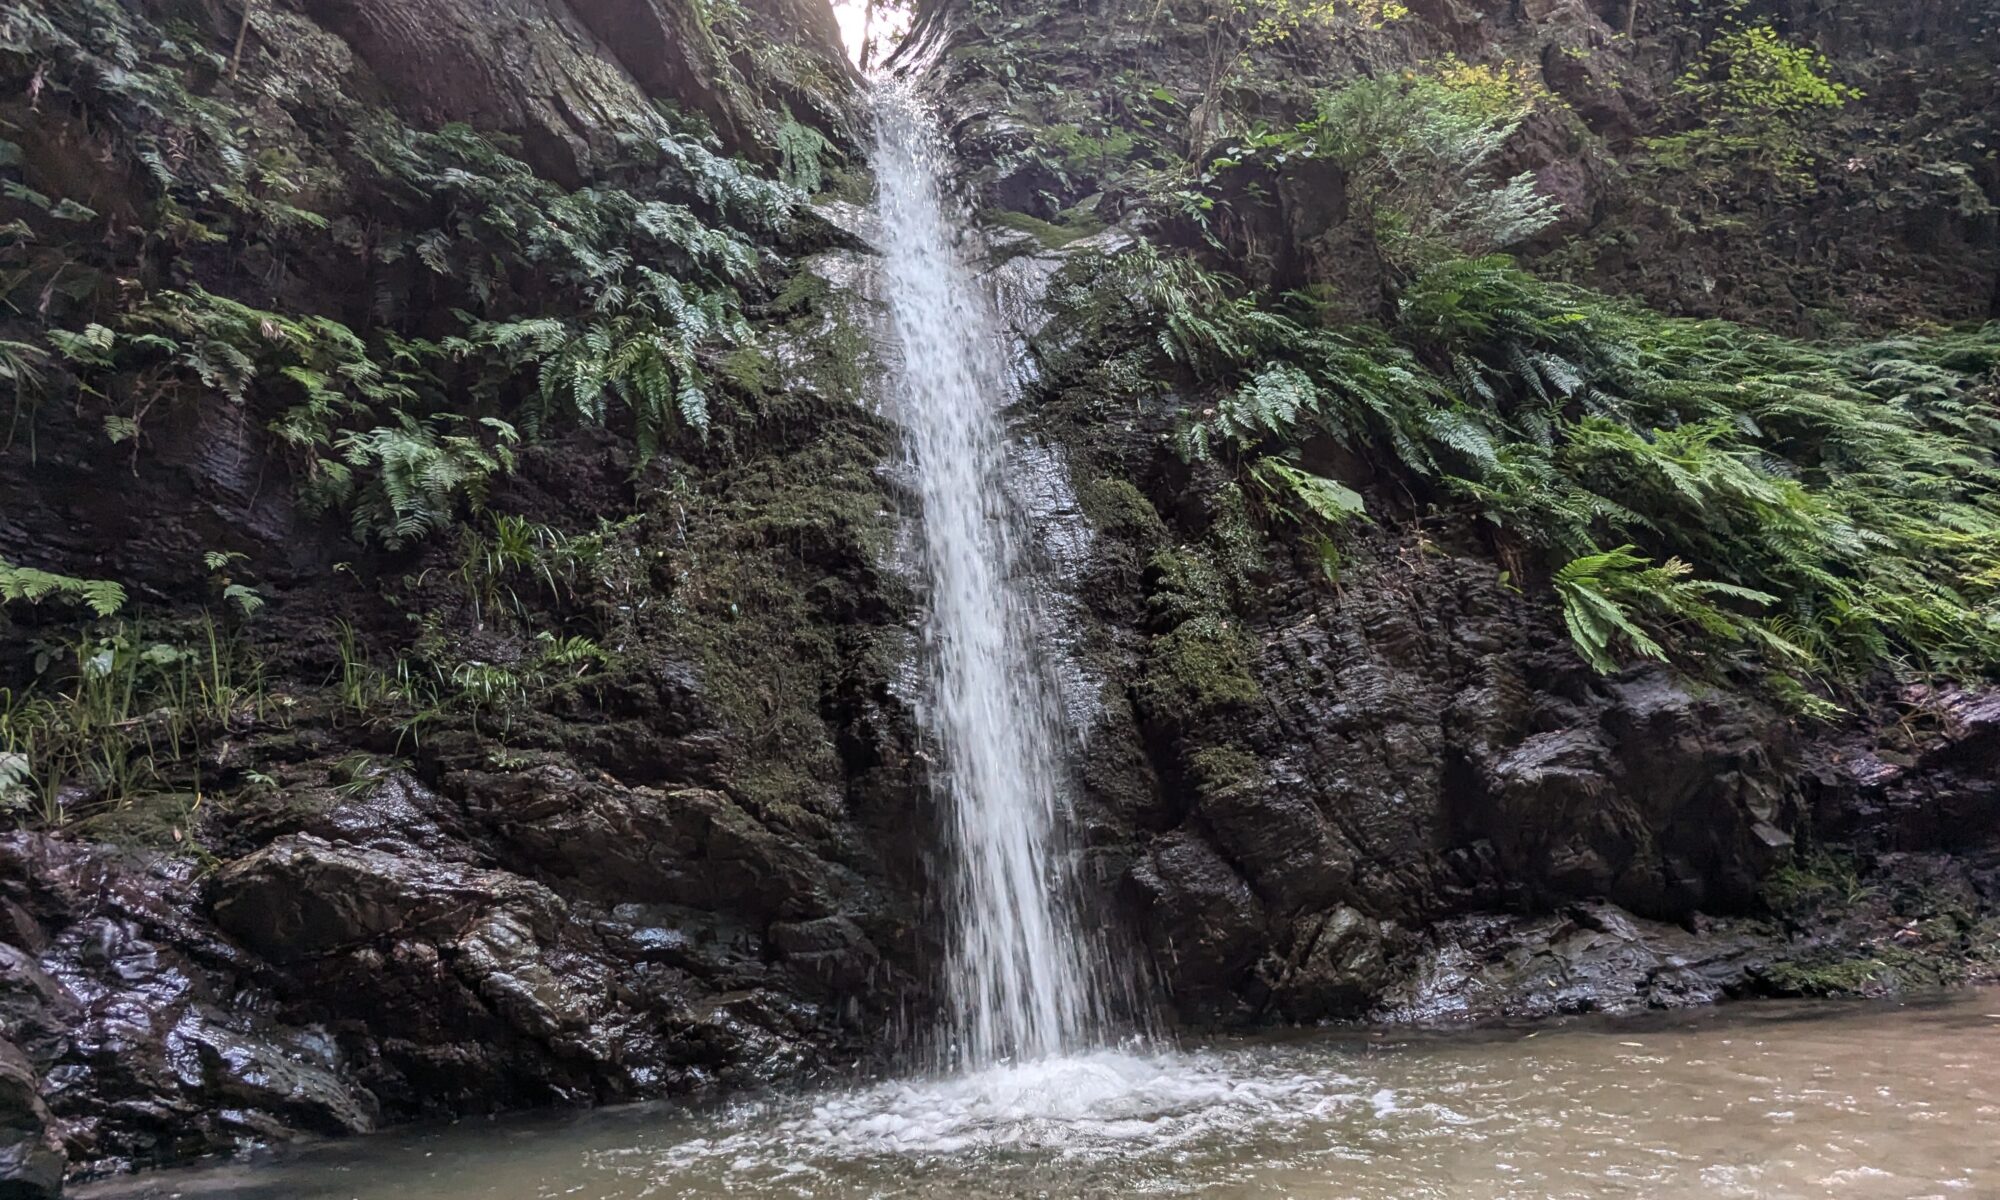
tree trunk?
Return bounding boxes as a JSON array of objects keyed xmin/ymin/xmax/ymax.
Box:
[{"xmin": 858, "ymin": 0, "xmax": 879, "ymax": 71}]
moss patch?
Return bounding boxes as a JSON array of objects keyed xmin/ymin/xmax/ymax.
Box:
[
  {"xmin": 982, "ymin": 205, "xmax": 1107, "ymax": 250},
  {"xmin": 1185, "ymin": 744, "xmax": 1262, "ymax": 796},
  {"xmin": 1078, "ymin": 476, "xmax": 1169, "ymax": 543},
  {"xmin": 1142, "ymin": 618, "xmax": 1260, "ymax": 728}
]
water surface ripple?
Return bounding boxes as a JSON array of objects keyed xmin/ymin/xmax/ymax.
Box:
[{"xmin": 80, "ymin": 993, "xmax": 2000, "ymax": 1199}]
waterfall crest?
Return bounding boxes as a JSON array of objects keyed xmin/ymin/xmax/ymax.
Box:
[{"xmin": 870, "ymin": 78, "xmax": 1100, "ymax": 1068}]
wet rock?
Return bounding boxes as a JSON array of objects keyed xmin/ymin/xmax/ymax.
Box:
[
  {"xmin": 768, "ymin": 916, "xmax": 883, "ymax": 994},
  {"xmin": 209, "ymin": 835, "xmax": 565, "ymax": 965},
  {"xmin": 1196, "ymin": 765, "xmax": 1344, "ymax": 917},
  {"xmin": 223, "ymin": 772, "xmax": 467, "ymax": 863},
  {"xmin": 301, "ymin": 0, "xmax": 673, "ymax": 185},
  {"xmin": 0, "ymin": 1038, "xmax": 63, "ymax": 1200},
  {"xmin": 0, "ymin": 834, "xmax": 386, "ymax": 1173},
  {"xmin": 454, "ymin": 768, "xmax": 851, "ymax": 922},
  {"xmin": 1126, "ymin": 832, "xmax": 1264, "ymax": 1018},
  {"xmin": 1812, "ymin": 684, "xmax": 2000, "ymax": 849},
  {"xmin": 1260, "ymin": 905, "xmax": 1406, "ymax": 1022},
  {"xmin": 1376, "ymin": 903, "xmax": 1767, "ymax": 1024},
  {"xmin": 0, "ymin": 945, "xmax": 78, "ymax": 1071},
  {"xmin": 168, "ymin": 1020, "xmax": 378, "ymax": 1138}
]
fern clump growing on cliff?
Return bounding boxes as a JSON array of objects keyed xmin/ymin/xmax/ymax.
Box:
[
  {"xmin": 1054, "ymin": 236, "xmax": 2000, "ymax": 697},
  {"xmin": 1023, "ymin": 54, "xmax": 2000, "ymax": 696}
]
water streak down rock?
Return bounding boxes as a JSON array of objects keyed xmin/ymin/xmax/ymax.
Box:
[{"xmin": 870, "ymin": 79, "xmax": 1104, "ymax": 1067}]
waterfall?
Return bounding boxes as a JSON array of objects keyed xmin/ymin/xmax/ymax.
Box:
[{"xmin": 870, "ymin": 77, "xmax": 1099, "ymax": 1068}]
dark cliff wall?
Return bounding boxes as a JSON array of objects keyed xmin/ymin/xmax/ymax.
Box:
[
  {"xmin": 0, "ymin": 0, "xmax": 937, "ymax": 1189},
  {"xmin": 918, "ymin": 0, "xmax": 2000, "ymax": 1024},
  {"xmin": 0, "ymin": 0, "xmax": 1997, "ymax": 1193}
]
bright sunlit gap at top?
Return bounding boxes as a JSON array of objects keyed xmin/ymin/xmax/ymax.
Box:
[{"xmin": 832, "ymin": 0, "xmax": 912, "ymax": 69}]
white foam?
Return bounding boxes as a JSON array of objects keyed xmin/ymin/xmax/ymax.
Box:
[{"xmin": 629, "ymin": 1046, "xmax": 1373, "ymax": 1183}]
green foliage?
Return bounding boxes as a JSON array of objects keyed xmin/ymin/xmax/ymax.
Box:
[
  {"xmin": 1231, "ymin": 0, "xmax": 1406, "ymax": 45},
  {"xmin": 202, "ymin": 552, "xmax": 264, "ymax": 617},
  {"xmin": 0, "ymin": 340, "xmax": 48, "ymax": 449},
  {"xmin": 466, "ymin": 267, "xmax": 740, "ymax": 463},
  {"xmin": 775, "ymin": 112, "xmax": 835, "ymax": 195},
  {"xmin": 1674, "ymin": 22, "xmax": 1859, "ymax": 119},
  {"xmin": 1282, "ymin": 70, "xmax": 1558, "ymax": 268},
  {"xmin": 360, "ymin": 122, "xmax": 770, "ymax": 297},
  {"xmin": 0, "ymin": 0, "xmax": 335, "ymax": 237},
  {"xmin": 0, "ymin": 559, "xmax": 126, "ymax": 618},
  {"xmin": 1, "ymin": 618, "xmax": 257, "ymax": 824},
  {"xmin": 363, "ymin": 122, "xmax": 774, "ymax": 466},
  {"xmin": 651, "ymin": 130, "xmax": 801, "ymax": 232},
  {"xmin": 1640, "ymin": 20, "xmax": 1861, "ymax": 202},
  {"xmin": 1553, "ymin": 545, "xmax": 1775, "ymax": 674},
  {"xmin": 338, "ymin": 623, "xmax": 613, "ymax": 744},
  {"xmin": 452, "ymin": 513, "xmax": 626, "ymax": 626},
  {"xmin": 46, "ymin": 286, "xmax": 514, "ymax": 548},
  {"xmin": 5, "ymin": 0, "xmax": 803, "ymax": 549},
  {"xmin": 21, "ymin": 101, "xmax": 801, "ymax": 540},
  {"xmin": 312, "ymin": 413, "xmax": 520, "ymax": 549},
  {"xmin": 1244, "ymin": 457, "xmax": 1365, "ymax": 581},
  {"xmin": 1763, "ymin": 848, "xmax": 1872, "ymax": 917},
  {"xmin": 1062, "ymin": 227, "xmax": 2000, "ymax": 687}
]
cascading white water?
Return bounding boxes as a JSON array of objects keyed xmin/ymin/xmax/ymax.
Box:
[{"xmin": 870, "ymin": 77, "xmax": 1098, "ymax": 1068}]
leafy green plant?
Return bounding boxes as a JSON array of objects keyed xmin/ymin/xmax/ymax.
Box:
[
  {"xmin": 0, "ymin": 339, "xmax": 47, "ymax": 451},
  {"xmin": 0, "ymin": 559, "xmax": 126, "ymax": 617},
  {"xmin": 329, "ymin": 751, "xmax": 409, "ymax": 800},
  {"xmin": 0, "ymin": 618, "xmax": 259, "ymax": 824},
  {"xmin": 467, "ymin": 266, "xmax": 737, "ymax": 463},
  {"xmin": 202, "ymin": 551, "xmax": 264, "ymax": 617},
  {"xmin": 308, "ymin": 413, "xmax": 520, "ymax": 549},
  {"xmin": 1244, "ymin": 456, "xmax": 1367, "ymax": 581},
  {"xmin": 1056, "ymin": 223, "xmax": 2000, "ymax": 688},
  {"xmin": 775, "ymin": 112, "xmax": 835, "ymax": 194},
  {"xmin": 1552, "ymin": 545, "xmax": 1776, "ymax": 673},
  {"xmin": 1639, "ymin": 19, "xmax": 1861, "ymax": 206},
  {"xmin": 1304, "ymin": 71, "xmax": 1559, "ymax": 268}
]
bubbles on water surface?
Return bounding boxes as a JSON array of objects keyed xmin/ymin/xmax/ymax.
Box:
[{"xmin": 614, "ymin": 1045, "xmax": 1373, "ymax": 1192}]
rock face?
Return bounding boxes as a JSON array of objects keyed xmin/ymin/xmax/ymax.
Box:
[
  {"xmin": 0, "ymin": 1038, "xmax": 64, "ymax": 1200},
  {"xmin": 0, "ymin": 761, "xmax": 920, "ymax": 1179},
  {"xmin": 1080, "ymin": 535, "xmax": 1828, "ymax": 1026},
  {"xmin": 298, "ymin": 0, "xmax": 855, "ymax": 183}
]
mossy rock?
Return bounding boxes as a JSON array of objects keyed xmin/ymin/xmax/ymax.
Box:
[
  {"xmin": 1184, "ymin": 743, "xmax": 1262, "ymax": 796},
  {"xmin": 1145, "ymin": 547, "xmax": 1233, "ymax": 626},
  {"xmin": 1079, "ymin": 476, "xmax": 1169, "ymax": 544},
  {"xmin": 982, "ymin": 205, "xmax": 1107, "ymax": 251},
  {"xmin": 1141, "ymin": 618, "xmax": 1260, "ymax": 728},
  {"xmin": 1762, "ymin": 947, "xmax": 1950, "ymax": 997}
]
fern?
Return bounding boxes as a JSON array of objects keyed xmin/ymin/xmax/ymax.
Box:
[
  {"xmin": 1246, "ymin": 456, "xmax": 1366, "ymax": 523},
  {"xmin": 1066, "ymin": 224, "xmax": 2000, "ymax": 687},
  {"xmin": 0, "ymin": 559, "xmax": 126, "ymax": 617},
  {"xmin": 1554, "ymin": 546, "xmax": 1776, "ymax": 673},
  {"xmin": 774, "ymin": 111, "xmax": 836, "ymax": 195},
  {"xmin": 312, "ymin": 414, "xmax": 520, "ymax": 549},
  {"xmin": 1302, "ymin": 72, "xmax": 1561, "ymax": 268}
]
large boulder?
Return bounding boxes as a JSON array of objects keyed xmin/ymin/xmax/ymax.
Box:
[
  {"xmin": 1125, "ymin": 832, "xmax": 1265, "ymax": 1019},
  {"xmin": 210, "ymin": 834, "xmax": 567, "ymax": 966}
]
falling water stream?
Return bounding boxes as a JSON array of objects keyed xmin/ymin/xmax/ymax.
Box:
[{"xmin": 871, "ymin": 76, "xmax": 1099, "ymax": 1069}]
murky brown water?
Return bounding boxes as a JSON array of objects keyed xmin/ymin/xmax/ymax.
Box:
[{"xmin": 81, "ymin": 991, "xmax": 2000, "ymax": 1200}]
